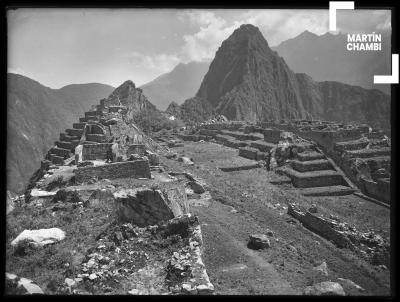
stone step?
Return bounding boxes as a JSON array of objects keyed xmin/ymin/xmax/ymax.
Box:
[
  {"xmin": 50, "ymin": 147, "xmax": 71, "ymax": 159},
  {"xmin": 79, "ymin": 117, "xmax": 87, "ymax": 123},
  {"xmin": 300, "ymin": 185, "xmax": 356, "ymax": 196},
  {"xmin": 238, "ymin": 147, "xmax": 266, "ymax": 161},
  {"xmin": 344, "ymin": 147, "xmax": 390, "ymax": 159},
  {"xmin": 66, "ymin": 128, "xmax": 84, "ymax": 137},
  {"xmin": 215, "ymin": 134, "xmax": 236, "ymax": 144},
  {"xmin": 297, "ymin": 151, "xmax": 325, "ymax": 162},
  {"xmin": 85, "ymin": 111, "xmax": 102, "ymax": 118},
  {"xmin": 334, "ymin": 139, "xmax": 369, "ymax": 152},
  {"xmin": 55, "ymin": 141, "xmax": 73, "ymax": 150},
  {"xmin": 290, "ymin": 159, "xmax": 332, "ymax": 172},
  {"xmin": 73, "ymin": 122, "xmax": 86, "ymax": 129},
  {"xmin": 49, "ymin": 153, "xmax": 64, "ymax": 165},
  {"xmin": 269, "ymin": 175, "xmax": 292, "ymax": 185},
  {"xmin": 219, "ymin": 163, "xmax": 260, "ymax": 172},
  {"xmin": 280, "ymin": 167, "xmax": 344, "ymax": 188},
  {"xmin": 220, "ymin": 130, "xmax": 263, "ymax": 141},
  {"xmin": 60, "ymin": 133, "xmax": 80, "ymax": 142},
  {"xmin": 249, "ymin": 140, "xmax": 275, "ymax": 152},
  {"xmin": 223, "ymin": 139, "xmax": 249, "ymax": 149}
]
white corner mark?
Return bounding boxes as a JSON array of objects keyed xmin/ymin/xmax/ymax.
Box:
[
  {"xmin": 374, "ymin": 54, "xmax": 399, "ymax": 84},
  {"xmin": 329, "ymin": 1, "xmax": 355, "ymax": 31}
]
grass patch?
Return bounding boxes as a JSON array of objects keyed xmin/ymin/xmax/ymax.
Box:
[{"xmin": 6, "ymin": 192, "xmax": 116, "ymax": 294}]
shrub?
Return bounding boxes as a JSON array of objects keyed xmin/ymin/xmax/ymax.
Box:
[{"xmin": 46, "ymin": 176, "xmax": 65, "ymax": 191}]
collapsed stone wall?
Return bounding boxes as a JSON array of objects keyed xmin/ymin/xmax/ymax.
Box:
[{"xmin": 288, "ymin": 203, "xmax": 390, "ymax": 267}]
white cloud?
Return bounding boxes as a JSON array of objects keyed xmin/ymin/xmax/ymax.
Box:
[
  {"xmin": 178, "ymin": 11, "xmax": 238, "ymax": 62},
  {"xmin": 122, "ymin": 51, "xmax": 181, "ymax": 75},
  {"xmin": 176, "ymin": 9, "xmax": 391, "ymax": 63},
  {"xmin": 176, "ymin": 10, "xmax": 330, "ymax": 62}
]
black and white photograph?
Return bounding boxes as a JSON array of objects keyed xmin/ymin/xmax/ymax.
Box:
[{"xmin": 5, "ymin": 2, "xmax": 396, "ymax": 296}]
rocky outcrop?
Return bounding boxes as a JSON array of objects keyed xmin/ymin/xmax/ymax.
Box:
[
  {"xmin": 106, "ymin": 80, "xmax": 156, "ymax": 113},
  {"xmin": 177, "ymin": 24, "xmax": 390, "ymax": 130},
  {"xmin": 165, "ymin": 101, "xmax": 182, "ymax": 119}
]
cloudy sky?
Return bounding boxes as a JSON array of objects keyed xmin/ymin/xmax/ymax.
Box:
[{"xmin": 8, "ymin": 8, "xmax": 391, "ymax": 88}]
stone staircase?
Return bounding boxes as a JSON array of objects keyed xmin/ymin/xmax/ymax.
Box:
[
  {"xmin": 278, "ymin": 149, "xmax": 355, "ymax": 197},
  {"xmin": 47, "ymin": 110, "xmax": 105, "ymax": 165}
]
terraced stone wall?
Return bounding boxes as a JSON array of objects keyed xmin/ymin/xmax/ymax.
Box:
[{"xmin": 75, "ymin": 160, "xmax": 151, "ymax": 182}]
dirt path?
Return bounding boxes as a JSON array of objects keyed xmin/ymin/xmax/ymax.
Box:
[{"xmin": 193, "ymin": 201, "xmax": 298, "ymax": 295}]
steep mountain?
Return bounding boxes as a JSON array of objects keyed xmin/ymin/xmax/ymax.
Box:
[
  {"xmin": 140, "ymin": 61, "xmax": 210, "ymax": 110},
  {"xmin": 7, "ymin": 73, "xmax": 114, "ymax": 194},
  {"xmin": 272, "ymin": 30, "xmax": 391, "ymax": 94},
  {"xmin": 177, "ymin": 24, "xmax": 390, "ymax": 129}
]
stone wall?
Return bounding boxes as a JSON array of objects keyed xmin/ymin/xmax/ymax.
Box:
[
  {"xmin": 87, "ymin": 123, "xmax": 106, "ymax": 135},
  {"xmin": 86, "ymin": 134, "xmax": 106, "ymax": 143},
  {"xmin": 361, "ymin": 177, "xmax": 390, "ymax": 203},
  {"xmin": 263, "ymin": 129, "xmax": 282, "ymax": 143},
  {"xmin": 75, "ymin": 160, "xmax": 151, "ymax": 182},
  {"xmin": 82, "ymin": 143, "xmax": 113, "ymax": 160},
  {"xmin": 296, "ymin": 129, "xmax": 363, "ymax": 153}
]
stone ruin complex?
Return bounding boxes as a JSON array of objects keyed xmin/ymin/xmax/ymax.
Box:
[
  {"xmin": 175, "ymin": 118, "xmax": 390, "ymax": 205},
  {"xmin": 7, "ymin": 85, "xmax": 391, "ymax": 295}
]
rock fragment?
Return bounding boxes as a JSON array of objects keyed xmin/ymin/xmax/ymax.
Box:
[{"xmin": 304, "ymin": 281, "xmax": 345, "ymax": 296}]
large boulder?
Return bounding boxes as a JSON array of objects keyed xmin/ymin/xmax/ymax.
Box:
[
  {"xmin": 11, "ymin": 228, "xmax": 66, "ymax": 248},
  {"xmin": 113, "ymin": 187, "xmax": 188, "ymax": 227},
  {"xmin": 6, "ymin": 273, "xmax": 44, "ymax": 295},
  {"xmin": 178, "ymin": 156, "xmax": 194, "ymax": 166}
]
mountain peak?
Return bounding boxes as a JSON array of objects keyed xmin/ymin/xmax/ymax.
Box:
[
  {"xmin": 300, "ymin": 30, "xmax": 317, "ymax": 37},
  {"xmin": 221, "ymin": 23, "xmax": 270, "ymax": 52},
  {"xmin": 229, "ymin": 24, "xmax": 265, "ymax": 41},
  {"xmin": 119, "ymin": 80, "xmax": 136, "ymax": 89}
]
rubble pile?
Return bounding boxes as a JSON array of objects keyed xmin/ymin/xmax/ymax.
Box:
[
  {"xmin": 56, "ymin": 214, "xmax": 213, "ymax": 295},
  {"xmin": 288, "ymin": 203, "xmax": 389, "ymax": 267}
]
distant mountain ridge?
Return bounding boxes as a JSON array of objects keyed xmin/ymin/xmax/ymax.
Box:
[
  {"xmin": 176, "ymin": 24, "xmax": 390, "ymax": 129},
  {"xmin": 7, "ymin": 73, "xmax": 114, "ymax": 194},
  {"xmin": 272, "ymin": 30, "xmax": 391, "ymax": 94},
  {"xmin": 140, "ymin": 61, "xmax": 210, "ymax": 110}
]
